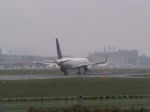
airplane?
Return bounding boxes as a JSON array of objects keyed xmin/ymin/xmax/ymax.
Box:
[
  {"xmin": 52, "ymin": 38, "xmax": 107, "ymax": 75},
  {"xmin": 32, "ymin": 38, "xmax": 107, "ymax": 75}
]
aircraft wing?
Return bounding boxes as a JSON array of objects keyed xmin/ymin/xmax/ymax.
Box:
[
  {"xmin": 33, "ymin": 61, "xmax": 49, "ymax": 66},
  {"xmin": 42, "ymin": 60, "xmax": 57, "ymax": 63},
  {"xmin": 32, "ymin": 61, "xmax": 56, "ymax": 66},
  {"xmin": 74, "ymin": 55, "xmax": 107, "ymax": 68}
]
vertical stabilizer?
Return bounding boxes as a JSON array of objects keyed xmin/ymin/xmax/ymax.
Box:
[{"xmin": 56, "ymin": 38, "xmax": 63, "ymax": 59}]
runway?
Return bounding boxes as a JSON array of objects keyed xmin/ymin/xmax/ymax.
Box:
[{"xmin": 0, "ymin": 72, "xmax": 149, "ymax": 80}]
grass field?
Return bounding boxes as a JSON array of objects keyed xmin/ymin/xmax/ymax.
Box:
[
  {"xmin": 0, "ymin": 69, "xmax": 150, "ymax": 112},
  {"xmin": 0, "ymin": 76, "xmax": 150, "ymax": 112},
  {"xmin": 3, "ymin": 98, "xmax": 150, "ymax": 112},
  {"xmin": 0, "ymin": 68, "xmax": 150, "ymax": 75},
  {"xmin": 0, "ymin": 77, "xmax": 150, "ymax": 98}
]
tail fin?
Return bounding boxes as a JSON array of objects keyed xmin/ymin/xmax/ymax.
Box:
[{"xmin": 56, "ymin": 38, "xmax": 63, "ymax": 59}]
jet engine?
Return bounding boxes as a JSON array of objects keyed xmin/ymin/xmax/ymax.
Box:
[{"xmin": 84, "ymin": 65, "xmax": 92, "ymax": 72}]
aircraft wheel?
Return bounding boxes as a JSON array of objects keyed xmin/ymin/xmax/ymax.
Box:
[
  {"xmin": 77, "ymin": 71, "xmax": 81, "ymax": 75},
  {"xmin": 83, "ymin": 71, "xmax": 86, "ymax": 75},
  {"xmin": 64, "ymin": 71, "xmax": 68, "ymax": 75}
]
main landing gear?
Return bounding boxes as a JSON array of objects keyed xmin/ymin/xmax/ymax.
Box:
[
  {"xmin": 64, "ymin": 71, "xmax": 68, "ymax": 75},
  {"xmin": 61, "ymin": 68, "xmax": 88, "ymax": 75},
  {"xmin": 61, "ymin": 68, "xmax": 68, "ymax": 75},
  {"xmin": 77, "ymin": 68, "xmax": 87, "ymax": 75},
  {"xmin": 77, "ymin": 68, "xmax": 81, "ymax": 75}
]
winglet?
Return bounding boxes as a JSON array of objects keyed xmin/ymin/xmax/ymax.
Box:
[
  {"xmin": 105, "ymin": 55, "xmax": 107, "ymax": 63},
  {"xmin": 56, "ymin": 38, "xmax": 63, "ymax": 59}
]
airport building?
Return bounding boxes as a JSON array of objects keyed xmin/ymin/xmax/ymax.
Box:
[{"xmin": 87, "ymin": 49, "xmax": 150, "ymax": 68}]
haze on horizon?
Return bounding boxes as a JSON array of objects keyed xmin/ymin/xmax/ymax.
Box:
[{"xmin": 0, "ymin": 0, "xmax": 150, "ymax": 57}]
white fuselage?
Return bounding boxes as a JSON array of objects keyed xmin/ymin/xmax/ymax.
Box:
[{"xmin": 56, "ymin": 58, "xmax": 89, "ymax": 69}]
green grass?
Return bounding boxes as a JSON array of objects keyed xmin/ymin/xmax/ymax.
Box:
[
  {"xmin": 1, "ymin": 77, "xmax": 150, "ymax": 112},
  {"xmin": 3, "ymin": 99, "xmax": 150, "ymax": 112},
  {"xmin": 0, "ymin": 68, "xmax": 150, "ymax": 75},
  {"xmin": 27, "ymin": 104, "xmax": 145, "ymax": 112},
  {"xmin": 0, "ymin": 78, "xmax": 150, "ymax": 98}
]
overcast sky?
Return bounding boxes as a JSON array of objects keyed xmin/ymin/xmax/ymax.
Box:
[{"xmin": 0, "ymin": 0, "xmax": 150, "ymax": 57}]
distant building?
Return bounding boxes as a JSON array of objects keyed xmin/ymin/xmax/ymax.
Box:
[
  {"xmin": 137, "ymin": 55, "xmax": 150, "ymax": 68},
  {"xmin": 87, "ymin": 49, "xmax": 139, "ymax": 68}
]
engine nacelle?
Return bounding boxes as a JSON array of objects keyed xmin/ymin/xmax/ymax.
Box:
[{"xmin": 84, "ymin": 65, "xmax": 92, "ymax": 72}]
